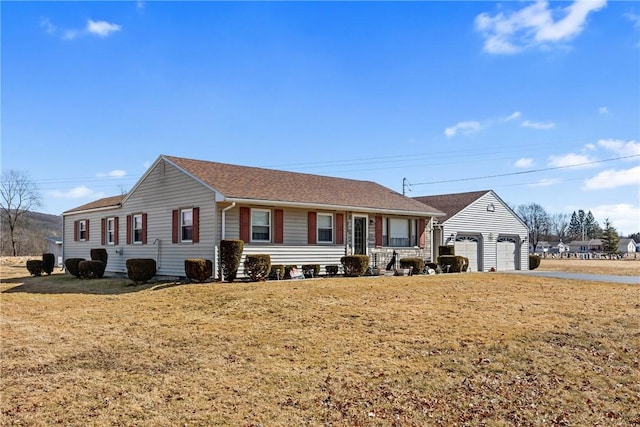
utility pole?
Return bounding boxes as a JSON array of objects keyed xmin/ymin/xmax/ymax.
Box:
[{"xmin": 402, "ymin": 178, "xmax": 411, "ymax": 196}]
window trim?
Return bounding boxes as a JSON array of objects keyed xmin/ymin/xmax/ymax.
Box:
[
  {"xmin": 251, "ymin": 208, "xmax": 271, "ymax": 243},
  {"xmin": 382, "ymin": 217, "xmax": 418, "ymax": 248},
  {"xmin": 317, "ymin": 213, "xmax": 334, "ymax": 244},
  {"xmin": 132, "ymin": 214, "xmax": 144, "ymax": 244},
  {"xmin": 106, "ymin": 217, "xmax": 116, "ymax": 245},
  {"xmin": 181, "ymin": 208, "xmax": 194, "ymax": 243},
  {"xmin": 78, "ymin": 220, "xmax": 88, "ymax": 241}
]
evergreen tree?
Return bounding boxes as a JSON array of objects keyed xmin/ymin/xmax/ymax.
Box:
[
  {"xmin": 567, "ymin": 209, "xmax": 600, "ymax": 240},
  {"xmin": 601, "ymin": 218, "xmax": 620, "ymax": 256}
]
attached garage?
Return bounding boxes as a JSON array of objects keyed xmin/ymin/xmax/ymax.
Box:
[
  {"xmin": 414, "ymin": 190, "xmax": 529, "ymax": 271},
  {"xmin": 455, "ymin": 235, "xmax": 481, "ymax": 272}
]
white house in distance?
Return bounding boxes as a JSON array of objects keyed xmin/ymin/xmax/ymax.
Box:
[
  {"xmin": 413, "ymin": 190, "xmax": 529, "ymax": 271},
  {"xmin": 62, "ymin": 155, "xmax": 444, "ymax": 279},
  {"xmin": 618, "ymin": 239, "xmax": 637, "ymax": 256}
]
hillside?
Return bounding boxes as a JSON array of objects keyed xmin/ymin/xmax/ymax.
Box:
[{"xmin": 1, "ymin": 211, "xmax": 62, "ymax": 256}]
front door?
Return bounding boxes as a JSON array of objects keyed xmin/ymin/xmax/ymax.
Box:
[{"xmin": 353, "ymin": 216, "xmax": 367, "ymax": 255}]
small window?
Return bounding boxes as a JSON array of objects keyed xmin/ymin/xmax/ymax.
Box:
[
  {"xmin": 133, "ymin": 214, "xmax": 144, "ymax": 244},
  {"xmin": 78, "ymin": 220, "xmax": 87, "ymax": 241},
  {"xmin": 384, "ymin": 218, "xmax": 417, "ymax": 247},
  {"xmin": 106, "ymin": 217, "xmax": 115, "ymax": 245},
  {"xmin": 317, "ymin": 213, "xmax": 333, "ymax": 243},
  {"xmin": 251, "ymin": 209, "xmax": 271, "ymax": 242},
  {"xmin": 181, "ymin": 209, "xmax": 193, "ymax": 242}
]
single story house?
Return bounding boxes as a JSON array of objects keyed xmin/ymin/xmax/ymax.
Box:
[
  {"xmin": 529, "ymin": 241, "xmax": 569, "ymax": 256},
  {"xmin": 617, "ymin": 239, "xmax": 637, "ymax": 255},
  {"xmin": 62, "ymin": 155, "xmax": 444, "ymax": 279},
  {"xmin": 413, "ymin": 190, "xmax": 529, "ymax": 271},
  {"xmin": 567, "ymin": 239, "xmax": 603, "ymax": 254}
]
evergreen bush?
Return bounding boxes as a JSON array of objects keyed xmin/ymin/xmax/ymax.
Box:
[
  {"xmin": 90, "ymin": 248, "xmax": 108, "ymax": 265},
  {"xmin": 220, "ymin": 239, "xmax": 243, "ymax": 282},
  {"xmin": 325, "ymin": 265, "xmax": 339, "ymax": 276},
  {"xmin": 399, "ymin": 257, "xmax": 424, "ymax": 275},
  {"xmin": 65, "ymin": 258, "xmax": 85, "ymax": 278},
  {"xmin": 184, "ymin": 259, "xmax": 213, "ymax": 282},
  {"xmin": 529, "ymin": 255, "xmax": 541, "ymax": 270},
  {"xmin": 244, "ymin": 254, "xmax": 271, "ymax": 282},
  {"xmin": 268, "ymin": 264, "xmax": 285, "ymax": 280},
  {"xmin": 438, "ymin": 255, "xmax": 466, "ymax": 273},
  {"xmin": 302, "ymin": 264, "xmax": 320, "ymax": 278},
  {"xmin": 78, "ymin": 260, "xmax": 106, "ymax": 279},
  {"xmin": 26, "ymin": 259, "xmax": 43, "ymax": 276},
  {"xmin": 439, "ymin": 245, "xmax": 455, "ymax": 256},
  {"xmin": 42, "ymin": 253, "xmax": 55, "ymax": 275},
  {"xmin": 340, "ymin": 255, "xmax": 369, "ymax": 277},
  {"xmin": 126, "ymin": 258, "xmax": 156, "ymax": 285}
]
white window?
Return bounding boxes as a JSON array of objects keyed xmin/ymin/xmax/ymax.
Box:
[
  {"xmin": 317, "ymin": 213, "xmax": 333, "ymax": 243},
  {"xmin": 384, "ymin": 218, "xmax": 417, "ymax": 247},
  {"xmin": 251, "ymin": 209, "xmax": 271, "ymax": 242},
  {"xmin": 106, "ymin": 217, "xmax": 115, "ymax": 245},
  {"xmin": 181, "ymin": 209, "xmax": 193, "ymax": 242},
  {"xmin": 133, "ymin": 214, "xmax": 144, "ymax": 244},
  {"xmin": 78, "ymin": 220, "xmax": 87, "ymax": 241}
]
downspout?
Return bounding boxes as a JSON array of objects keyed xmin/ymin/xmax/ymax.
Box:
[
  {"xmin": 61, "ymin": 216, "xmax": 65, "ymax": 271},
  {"xmin": 220, "ymin": 202, "xmax": 236, "ymax": 281}
]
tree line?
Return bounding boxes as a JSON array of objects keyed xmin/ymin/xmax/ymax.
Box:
[{"xmin": 515, "ymin": 203, "xmax": 639, "ymax": 256}]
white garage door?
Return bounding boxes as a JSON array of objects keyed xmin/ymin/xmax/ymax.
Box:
[
  {"xmin": 455, "ymin": 236, "xmax": 479, "ymax": 272},
  {"xmin": 497, "ymin": 237, "xmax": 517, "ymax": 271}
]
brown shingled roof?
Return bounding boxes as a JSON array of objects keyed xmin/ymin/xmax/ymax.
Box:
[
  {"xmin": 413, "ymin": 190, "xmax": 491, "ymax": 222},
  {"xmin": 164, "ymin": 155, "xmax": 444, "ymax": 215},
  {"xmin": 63, "ymin": 195, "xmax": 125, "ymax": 214}
]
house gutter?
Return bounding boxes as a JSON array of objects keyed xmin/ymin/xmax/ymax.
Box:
[
  {"xmin": 224, "ymin": 198, "xmax": 445, "ymax": 218},
  {"xmin": 61, "ymin": 205, "xmax": 122, "ymax": 216},
  {"xmin": 221, "ymin": 202, "xmax": 236, "ymax": 240}
]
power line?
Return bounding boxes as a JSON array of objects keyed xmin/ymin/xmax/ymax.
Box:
[{"xmin": 410, "ymin": 155, "xmax": 640, "ymax": 186}]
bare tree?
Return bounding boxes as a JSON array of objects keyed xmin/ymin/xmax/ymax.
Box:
[
  {"xmin": 549, "ymin": 213, "xmax": 570, "ymax": 242},
  {"xmin": 516, "ymin": 203, "xmax": 550, "ymax": 252},
  {"xmin": 1, "ymin": 170, "xmax": 42, "ymax": 256}
]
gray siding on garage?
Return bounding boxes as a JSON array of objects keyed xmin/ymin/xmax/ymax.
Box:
[{"xmin": 441, "ymin": 192, "xmax": 528, "ymax": 271}]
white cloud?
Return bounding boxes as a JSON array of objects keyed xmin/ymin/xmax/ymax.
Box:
[
  {"xmin": 137, "ymin": 1, "xmax": 145, "ymax": 10},
  {"xmin": 529, "ymin": 178, "xmax": 561, "ymax": 187},
  {"xmin": 444, "ymin": 121, "xmax": 481, "ymax": 138},
  {"xmin": 87, "ymin": 20, "xmax": 121, "ymax": 37},
  {"xmin": 514, "ymin": 157, "xmax": 534, "ymax": 168},
  {"xmin": 625, "ymin": 12, "xmax": 640, "ymax": 29},
  {"xmin": 548, "ymin": 153, "xmax": 595, "ymax": 168},
  {"xmin": 49, "ymin": 185, "xmax": 104, "ymax": 199},
  {"xmin": 40, "ymin": 17, "xmax": 56, "ymax": 34},
  {"xmin": 522, "ymin": 120, "xmax": 555, "ymax": 130},
  {"xmin": 475, "ymin": 0, "xmax": 607, "ymax": 54},
  {"xmin": 582, "ymin": 165, "xmax": 640, "ymax": 190},
  {"xmin": 97, "ymin": 169, "xmax": 127, "ymax": 178},
  {"xmin": 598, "ymin": 106, "xmax": 609, "ymax": 115},
  {"xmin": 590, "ymin": 203, "xmax": 640, "ymax": 236},
  {"xmin": 504, "ymin": 111, "xmax": 522, "ymax": 122},
  {"xmin": 597, "ymin": 139, "xmax": 640, "ymax": 158}
]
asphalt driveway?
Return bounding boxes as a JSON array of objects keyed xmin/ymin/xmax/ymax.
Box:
[{"xmin": 510, "ymin": 270, "xmax": 639, "ymax": 285}]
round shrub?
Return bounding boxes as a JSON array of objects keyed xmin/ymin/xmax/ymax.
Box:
[
  {"xmin": 26, "ymin": 259, "xmax": 43, "ymax": 276},
  {"xmin": 244, "ymin": 254, "xmax": 271, "ymax": 282},
  {"xmin": 90, "ymin": 248, "xmax": 108, "ymax": 265},
  {"xmin": 185, "ymin": 258, "xmax": 213, "ymax": 283},
  {"xmin": 221, "ymin": 239, "xmax": 244, "ymax": 282},
  {"xmin": 302, "ymin": 264, "xmax": 320, "ymax": 278},
  {"xmin": 439, "ymin": 245, "xmax": 455, "ymax": 256},
  {"xmin": 126, "ymin": 258, "xmax": 156, "ymax": 285},
  {"xmin": 529, "ymin": 255, "xmax": 541, "ymax": 270},
  {"xmin": 340, "ymin": 255, "xmax": 369, "ymax": 277},
  {"xmin": 399, "ymin": 257, "xmax": 424, "ymax": 275},
  {"xmin": 438, "ymin": 255, "xmax": 466, "ymax": 273},
  {"xmin": 325, "ymin": 265, "xmax": 339, "ymax": 276},
  {"xmin": 268, "ymin": 264, "xmax": 285, "ymax": 280},
  {"xmin": 42, "ymin": 253, "xmax": 55, "ymax": 275},
  {"xmin": 78, "ymin": 260, "xmax": 106, "ymax": 279},
  {"xmin": 65, "ymin": 258, "xmax": 85, "ymax": 278}
]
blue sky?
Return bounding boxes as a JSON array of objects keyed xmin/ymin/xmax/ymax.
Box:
[{"xmin": 2, "ymin": 1, "xmax": 639, "ymax": 235}]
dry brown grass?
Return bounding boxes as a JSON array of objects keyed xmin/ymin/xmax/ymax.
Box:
[
  {"xmin": 1, "ymin": 257, "xmax": 639, "ymax": 426},
  {"xmin": 539, "ymin": 257, "xmax": 640, "ymax": 276}
]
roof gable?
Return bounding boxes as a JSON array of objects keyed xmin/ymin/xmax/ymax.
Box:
[{"xmin": 413, "ymin": 190, "xmax": 490, "ymax": 222}]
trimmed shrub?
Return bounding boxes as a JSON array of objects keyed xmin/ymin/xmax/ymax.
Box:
[
  {"xmin": 185, "ymin": 258, "xmax": 213, "ymax": 283},
  {"xmin": 90, "ymin": 248, "xmax": 108, "ymax": 265},
  {"xmin": 65, "ymin": 258, "xmax": 85, "ymax": 278},
  {"xmin": 325, "ymin": 265, "xmax": 339, "ymax": 276},
  {"xmin": 399, "ymin": 257, "xmax": 424, "ymax": 275},
  {"xmin": 244, "ymin": 254, "xmax": 271, "ymax": 282},
  {"xmin": 529, "ymin": 255, "xmax": 541, "ymax": 270},
  {"xmin": 438, "ymin": 255, "xmax": 466, "ymax": 273},
  {"xmin": 269, "ymin": 264, "xmax": 285, "ymax": 280},
  {"xmin": 78, "ymin": 260, "xmax": 106, "ymax": 279},
  {"xmin": 42, "ymin": 253, "xmax": 55, "ymax": 275},
  {"xmin": 302, "ymin": 264, "xmax": 320, "ymax": 278},
  {"xmin": 340, "ymin": 255, "xmax": 369, "ymax": 277},
  {"xmin": 26, "ymin": 260, "xmax": 43, "ymax": 276},
  {"xmin": 221, "ymin": 239, "xmax": 243, "ymax": 282},
  {"xmin": 126, "ymin": 258, "xmax": 156, "ymax": 285},
  {"xmin": 439, "ymin": 245, "xmax": 455, "ymax": 256},
  {"xmin": 425, "ymin": 262, "xmax": 439, "ymax": 271},
  {"xmin": 461, "ymin": 257, "xmax": 470, "ymax": 272}
]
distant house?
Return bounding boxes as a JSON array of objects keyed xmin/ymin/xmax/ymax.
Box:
[
  {"xmin": 62, "ymin": 155, "xmax": 444, "ymax": 279},
  {"xmin": 45, "ymin": 236, "xmax": 63, "ymax": 267},
  {"xmin": 530, "ymin": 241, "xmax": 568, "ymax": 256},
  {"xmin": 413, "ymin": 190, "xmax": 529, "ymax": 271},
  {"xmin": 567, "ymin": 239, "xmax": 603, "ymax": 254},
  {"xmin": 618, "ymin": 239, "xmax": 637, "ymax": 255}
]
